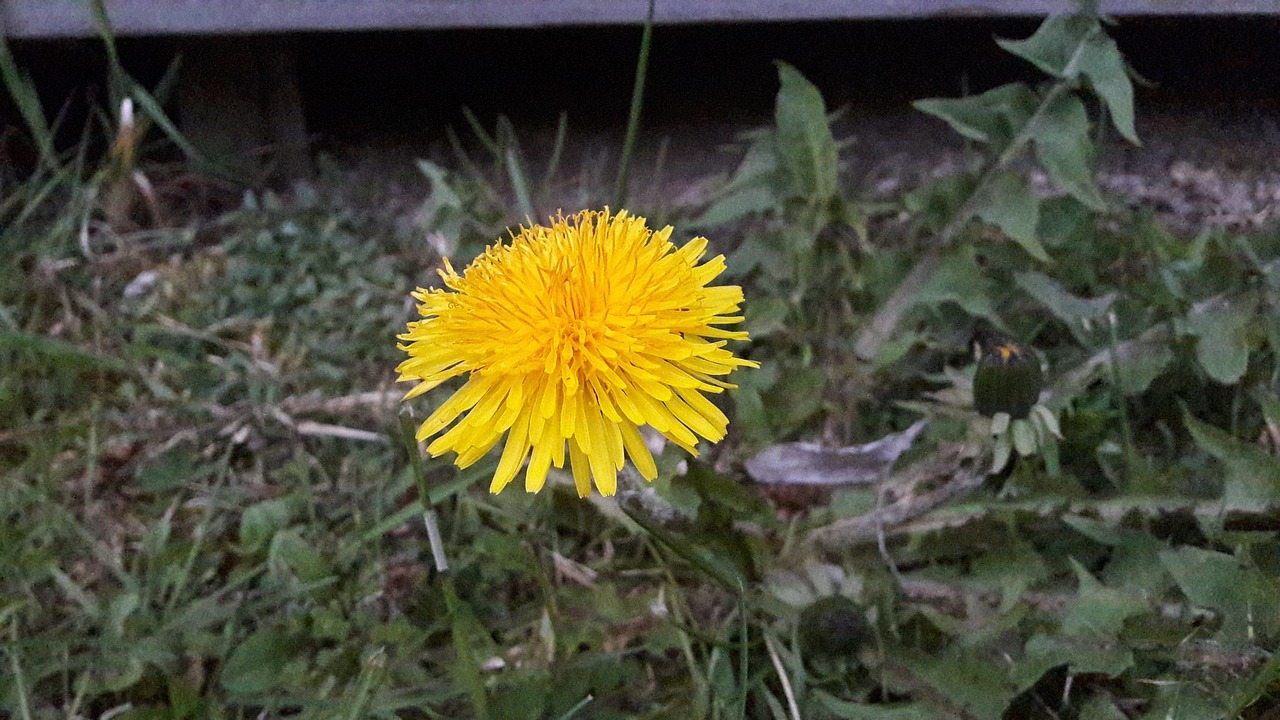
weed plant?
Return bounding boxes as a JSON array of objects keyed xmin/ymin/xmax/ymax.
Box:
[{"xmin": 4, "ymin": 5, "xmax": 1280, "ymax": 720}]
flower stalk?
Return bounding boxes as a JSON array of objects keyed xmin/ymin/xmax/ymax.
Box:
[{"xmin": 398, "ymin": 411, "xmax": 449, "ymax": 572}]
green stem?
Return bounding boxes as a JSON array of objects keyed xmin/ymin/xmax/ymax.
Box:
[
  {"xmin": 6, "ymin": 622, "xmax": 33, "ymax": 720},
  {"xmin": 613, "ymin": 0, "xmax": 656, "ymax": 209},
  {"xmin": 341, "ymin": 649, "xmax": 387, "ymax": 720},
  {"xmin": 943, "ymin": 83, "xmax": 1069, "ymax": 246},
  {"xmin": 1105, "ymin": 311, "xmax": 1137, "ymax": 489},
  {"xmin": 554, "ymin": 696, "xmax": 595, "ymax": 720},
  {"xmin": 736, "ymin": 587, "xmax": 749, "ymax": 719},
  {"xmin": 444, "ymin": 578, "xmax": 489, "ymax": 718},
  {"xmin": 398, "ymin": 413, "xmax": 449, "ymax": 572},
  {"xmin": 853, "ymin": 82, "xmax": 1072, "ymax": 361}
]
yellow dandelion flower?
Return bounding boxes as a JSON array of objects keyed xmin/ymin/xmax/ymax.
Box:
[{"xmin": 396, "ymin": 208, "xmax": 756, "ymax": 498}]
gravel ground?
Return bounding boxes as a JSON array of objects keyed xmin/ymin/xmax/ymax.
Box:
[{"xmin": 317, "ymin": 96, "xmax": 1280, "ymax": 239}]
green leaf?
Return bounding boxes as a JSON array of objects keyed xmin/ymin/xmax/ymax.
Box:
[
  {"xmin": 688, "ymin": 461, "xmax": 772, "ymax": 522},
  {"xmin": 724, "ymin": 232, "xmax": 787, "ymax": 281},
  {"xmin": 490, "ymin": 677, "xmax": 548, "ymax": 720},
  {"xmin": 105, "ymin": 591, "xmax": 140, "ymax": 639},
  {"xmin": 220, "ymin": 629, "xmax": 295, "ymax": 694},
  {"xmin": 904, "ymin": 174, "xmax": 977, "ymax": 231},
  {"xmin": 1037, "ymin": 195, "xmax": 1093, "ymax": 248},
  {"xmin": 49, "ymin": 566, "xmax": 100, "ymax": 620},
  {"xmin": 1160, "ymin": 545, "xmax": 1280, "ymax": 642},
  {"xmin": 693, "ymin": 138, "xmax": 783, "ymax": 228},
  {"xmin": 1062, "ymin": 559, "xmax": 1146, "ymax": 638},
  {"xmin": 1183, "ymin": 412, "xmax": 1280, "ymax": 506},
  {"xmin": 913, "ymin": 83, "xmax": 1038, "ymax": 151},
  {"xmin": 773, "ymin": 62, "xmax": 838, "ymax": 204},
  {"xmin": 1015, "ymin": 271, "xmax": 1115, "ymax": 341},
  {"xmin": 763, "ymin": 365, "xmax": 826, "ymax": 435},
  {"xmin": 622, "ymin": 503, "xmax": 747, "ymax": 591},
  {"xmin": 997, "ymin": 14, "xmax": 1138, "ymax": 145},
  {"xmin": 1258, "ymin": 391, "xmax": 1280, "ymax": 429},
  {"xmin": 91, "ymin": 651, "xmax": 145, "ymax": 693},
  {"xmin": 731, "ymin": 384, "xmax": 769, "ymax": 445},
  {"xmin": 1013, "ymin": 634, "xmax": 1133, "ymax": 691},
  {"xmin": 1079, "ymin": 694, "xmax": 1129, "ymax": 720},
  {"xmin": 997, "ymin": 15, "xmax": 1097, "ymax": 79},
  {"xmin": 269, "ymin": 529, "xmax": 331, "ymax": 584},
  {"xmin": 1032, "ymin": 93, "xmax": 1106, "ymax": 210},
  {"xmin": 416, "ymin": 159, "xmax": 466, "ymax": 242},
  {"xmin": 0, "ymin": 33, "xmax": 56, "ymax": 168},
  {"xmin": 1076, "ymin": 31, "xmax": 1139, "ymax": 144},
  {"xmin": 1113, "ymin": 342, "xmax": 1173, "ymax": 396},
  {"xmin": 442, "ymin": 578, "xmax": 491, "ymax": 718},
  {"xmin": 698, "ymin": 180, "xmax": 780, "ymax": 230},
  {"xmin": 239, "ymin": 499, "xmax": 293, "ymax": 552},
  {"xmin": 338, "ymin": 649, "xmax": 390, "ymax": 720},
  {"xmin": 1012, "ymin": 418, "xmax": 1037, "ymax": 456},
  {"xmin": 134, "ymin": 447, "xmax": 215, "ymax": 493},
  {"xmin": 914, "ymin": 95, "xmax": 992, "ymax": 143},
  {"xmin": 0, "ymin": 329, "xmax": 132, "ymax": 374},
  {"xmin": 812, "ymin": 691, "xmax": 932, "ymax": 719},
  {"xmin": 911, "ymin": 245, "xmax": 1000, "ymax": 323},
  {"xmin": 872, "ymin": 329, "xmax": 925, "ymax": 370},
  {"xmin": 1063, "ymin": 515, "xmax": 1169, "ymax": 593},
  {"xmin": 901, "ymin": 648, "xmax": 1016, "ymax": 719},
  {"xmin": 743, "ymin": 296, "xmax": 790, "ymax": 339},
  {"xmin": 966, "ymin": 539, "xmax": 1050, "ymax": 615},
  {"xmin": 1186, "ymin": 294, "xmax": 1256, "ymax": 385},
  {"xmin": 127, "ymin": 80, "xmax": 210, "ymax": 167},
  {"xmin": 972, "ymin": 172, "xmax": 1047, "ymax": 261}
]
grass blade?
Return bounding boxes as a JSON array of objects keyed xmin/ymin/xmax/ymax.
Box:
[
  {"xmin": 0, "ymin": 329, "xmax": 130, "ymax": 374},
  {"xmin": 461, "ymin": 106, "xmax": 500, "ymax": 158},
  {"xmin": 0, "ymin": 33, "xmax": 56, "ymax": 169},
  {"xmin": 542, "ymin": 110, "xmax": 569, "ymax": 189},
  {"xmin": 612, "ymin": 0, "xmax": 655, "ymax": 208},
  {"xmin": 506, "ymin": 147, "xmax": 535, "ymax": 221},
  {"xmin": 340, "ymin": 648, "xmax": 388, "ymax": 720},
  {"xmin": 89, "ymin": 0, "xmax": 208, "ymax": 168}
]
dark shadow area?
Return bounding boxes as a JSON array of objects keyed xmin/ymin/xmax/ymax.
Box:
[{"xmin": 3, "ymin": 16, "xmax": 1278, "ymax": 168}]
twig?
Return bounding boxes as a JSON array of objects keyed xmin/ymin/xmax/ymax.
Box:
[
  {"xmin": 279, "ymin": 389, "xmax": 400, "ymax": 415},
  {"xmin": 294, "ymin": 420, "xmax": 388, "ymax": 444},
  {"xmin": 863, "ymin": 496, "xmax": 1280, "ymax": 545},
  {"xmin": 875, "ymin": 483, "xmax": 905, "ymax": 588},
  {"xmin": 806, "ymin": 443, "xmax": 984, "ymax": 550},
  {"xmin": 764, "ymin": 635, "xmax": 802, "ymax": 720}
]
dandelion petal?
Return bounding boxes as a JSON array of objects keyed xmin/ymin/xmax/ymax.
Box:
[{"xmin": 396, "ymin": 208, "xmax": 757, "ymax": 497}]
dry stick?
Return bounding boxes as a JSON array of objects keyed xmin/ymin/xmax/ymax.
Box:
[
  {"xmin": 874, "ymin": 483, "xmax": 905, "ymax": 588},
  {"xmin": 807, "ymin": 443, "xmax": 984, "ymax": 551},
  {"xmin": 853, "ymin": 83, "xmax": 1072, "ymax": 362},
  {"xmin": 902, "ymin": 576, "xmax": 1169, "ymax": 618},
  {"xmin": 279, "ymin": 389, "xmax": 399, "ymax": 415},
  {"xmin": 899, "ymin": 576, "xmax": 1270, "ymax": 672},
  {"xmin": 763, "ymin": 635, "xmax": 802, "ymax": 720}
]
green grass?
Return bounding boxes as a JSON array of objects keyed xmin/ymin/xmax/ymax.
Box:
[{"xmin": 5, "ymin": 7, "xmax": 1280, "ymax": 720}]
